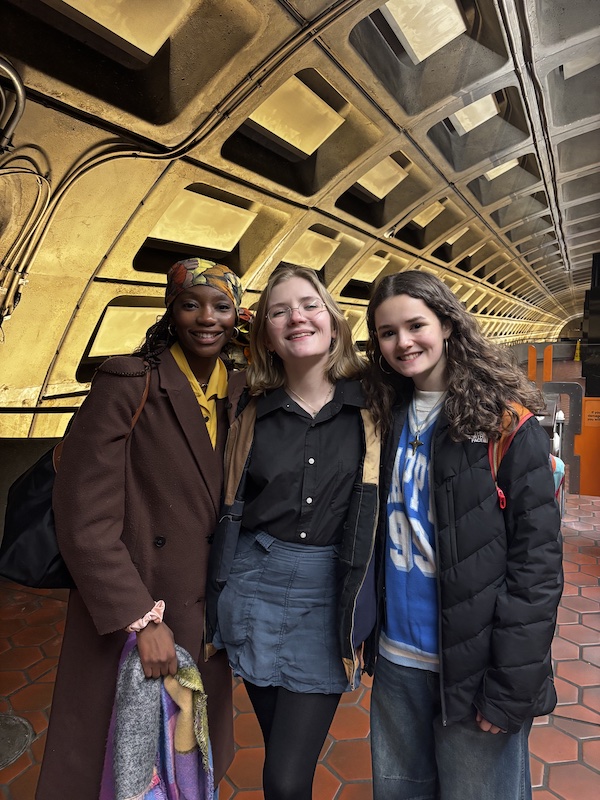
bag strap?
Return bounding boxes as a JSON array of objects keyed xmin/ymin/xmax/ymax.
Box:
[
  {"xmin": 53, "ymin": 368, "xmax": 151, "ymax": 473},
  {"xmin": 488, "ymin": 402, "xmax": 533, "ymax": 509},
  {"xmin": 130, "ymin": 368, "xmax": 151, "ymax": 430}
]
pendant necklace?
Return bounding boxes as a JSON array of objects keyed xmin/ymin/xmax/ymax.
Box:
[
  {"xmin": 287, "ymin": 384, "xmax": 334, "ymax": 417},
  {"xmin": 408, "ymin": 393, "xmax": 446, "ymax": 455}
]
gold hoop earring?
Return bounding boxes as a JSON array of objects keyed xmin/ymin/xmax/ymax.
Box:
[{"xmin": 379, "ymin": 355, "xmax": 392, "ymax": 375}]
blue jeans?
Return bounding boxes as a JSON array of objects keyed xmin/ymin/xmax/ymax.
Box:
[{"xmin": 371, "ymin": 658, "xmax": 533, "ymax": 800}]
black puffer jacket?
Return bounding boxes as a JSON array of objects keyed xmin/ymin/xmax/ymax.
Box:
[{"xmin": 367, "ymin": 399, "xmax": 563, "ymax": 734}]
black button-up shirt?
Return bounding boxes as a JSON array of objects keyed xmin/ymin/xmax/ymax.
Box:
[{"xmin": 241, "ymin": 380, "xmax": 364, "ymax": 546}]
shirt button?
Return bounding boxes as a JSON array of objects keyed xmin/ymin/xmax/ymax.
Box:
[
  {"xmin": 308, "ymin": 458, "xmax": 315, "ymax": 465},
  {"xmin": 306, "ymin": 497, "xmax": 313, "ymax": 504},
  {"xmin": 204, "ymin": 416, "xmax": 209, "ymax": 422},
  {"xmin": 154, "ymin": 536, "xmax": 166, "ymax": 548},
  {"xmin": 300, "ymin": 532, "xmax": 307, "ymax": 539}
]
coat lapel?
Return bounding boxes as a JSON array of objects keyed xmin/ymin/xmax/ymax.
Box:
[{"xmin": 157, "ymin": 350, "xmax": 222, "ymax": 517}]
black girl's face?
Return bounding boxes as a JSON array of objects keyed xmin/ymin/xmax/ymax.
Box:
[{"xmin": 170, "ymin": 285, "xmax": 236, "ymax": 368}]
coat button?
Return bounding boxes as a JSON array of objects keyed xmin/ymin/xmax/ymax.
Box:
[{"xmin": 154, "ymin": 536, "xmax": 166, "ymax": 548}]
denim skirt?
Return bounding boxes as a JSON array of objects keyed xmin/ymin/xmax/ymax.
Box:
[{"xmin": 214, "ymin": 529, "xmax": 350, "ymax": 694}]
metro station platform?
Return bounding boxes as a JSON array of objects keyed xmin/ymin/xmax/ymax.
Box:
[
  {"xmin": 0, "ymin": 490, "xmax": 598, "ymax": 800},
  {"xmin": 1, "ymin": 357, "xmax": 599, "ymax": 799}
]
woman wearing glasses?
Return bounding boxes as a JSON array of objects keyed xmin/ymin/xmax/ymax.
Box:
[{"xmin": 206, "ymin": 264, "xmax": 380, "ymax": 800}]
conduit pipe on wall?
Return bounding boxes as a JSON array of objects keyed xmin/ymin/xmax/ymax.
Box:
[{"xmin": 0, "ymin": 57, "xmax": 26, "ymax": 153}]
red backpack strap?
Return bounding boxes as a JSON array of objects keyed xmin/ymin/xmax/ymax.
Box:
[{"xmin": 488, "ymin": 403, "xmax": 533, "ymax": 509}]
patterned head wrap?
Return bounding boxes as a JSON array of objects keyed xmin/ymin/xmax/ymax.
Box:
[{"xmin": 165, "ymin": 258, "xmax": 243, "ymax": 311}]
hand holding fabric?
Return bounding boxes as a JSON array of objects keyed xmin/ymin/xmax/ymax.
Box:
[{"xmin": 136, "ymin": 622, "xmax": 178, "ymax": 678}]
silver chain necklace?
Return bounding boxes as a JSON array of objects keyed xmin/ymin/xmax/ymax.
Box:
[
  {"xmin": 287, "ymin": 384, "xmax": 334, "ymax": 417},
  {"xmin": 408, "ymin": 394, "xmax": 446, "ymax": 455}
]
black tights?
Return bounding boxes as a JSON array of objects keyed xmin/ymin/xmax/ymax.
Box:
[{"xmin": 244, "ymin": 680, "xmax": 341, "ymax": 800}]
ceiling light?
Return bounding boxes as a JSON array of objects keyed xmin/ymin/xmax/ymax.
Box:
[
  {"xmin": 445, "ymin": 227, "xmax": 469, "ymax": 245},
  {"xmin": 149, "ymin": 191, "xmax": 257, "ymax": 251},
  {"xmin": 247, "ymin": 76, "xmax": 345, "ymax": 157},
  {"xmin": 285, "ymin": 230, "xmax": 340, "ymax": 269},
  {"xmin": 40, "ymin": 0, "xmax": 193, "ymax": 62},
  {"xmin": 354, "ymin": 255, "xmax": 390, "ymax": 281},
  {"xmin": 412, "ymin": 201, "xmax": 445, "ymax": 228},
  {"xmin": 466, "ymin": 243, "xmax": 485, "ymax": 257},
  {"xmin": 484, "ymin": 159, "xmax": 520, "ymax": 181},
  {"xmin": 89, "ymin": 307, "xmax": 163, "ymax": 357},
  {"xmin": 449, "ymin": 94, "xmax": 499, "ymax": 136},
  {"xmin": 380, "ymin": 0, "xmax": 466, "ymax": 65},
  {"xmin": 355, "ymin": 157, "xmax": 408, "ymax": 199}
]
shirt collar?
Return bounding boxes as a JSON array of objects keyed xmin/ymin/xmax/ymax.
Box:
[{"xmin": 256, "ymin": 378, "xmax": 365, "ymax": 419}]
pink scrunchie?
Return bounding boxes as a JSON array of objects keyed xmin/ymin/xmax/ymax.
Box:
[{"xmin": 125, "ymin": 600, "xmax": 165, "ymax": 633}]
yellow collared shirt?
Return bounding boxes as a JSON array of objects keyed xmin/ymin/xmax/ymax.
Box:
[{"xmin": 170, "ymin": 342, "xmax": 228, "ymax": 449}]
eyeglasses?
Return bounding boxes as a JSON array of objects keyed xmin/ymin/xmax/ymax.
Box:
[{"xmin": 266, "ymin": 300, "xmax": 327, "ymax": 327}]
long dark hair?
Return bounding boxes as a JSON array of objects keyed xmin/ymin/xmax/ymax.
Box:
[
  {"xmin": 134, "ymin": 308, "xmax": 176, "ymax": 366},
  {"xmin": 364, "ymin": 271, "xmax": 545, "ymax": 439}
]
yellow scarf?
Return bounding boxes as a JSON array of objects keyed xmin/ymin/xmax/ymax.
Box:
[{"xmin": 170, "ymin": 343, "xmax": 228, "ymax": 449}]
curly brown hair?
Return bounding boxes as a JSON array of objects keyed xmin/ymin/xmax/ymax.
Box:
[{"xmin": 364, "ymin": 271, "xmax": 545, "ymax": 439}]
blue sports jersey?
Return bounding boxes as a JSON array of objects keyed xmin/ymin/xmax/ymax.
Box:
[{"xmin": 380, "ymin": 406, "xmax": 441, "ymax": 671}]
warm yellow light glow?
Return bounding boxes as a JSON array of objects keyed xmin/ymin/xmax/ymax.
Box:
[
  {"xmin": 353, "ymin": 254, "xmax": 390, "ymax": 281},
  {"xmin": 484, "ymin": 159, "xmax": 520, "ymax": 181},
  {"xmin": 285, "ymin": 230, "xmax": 340, "ymax": 269},
  {"xmin": 149, "ymin": 191, "xmax": 257, "ymax": 251},
  {"xmin": 380, "ymin": 0, "xmax": 466, "ymax": 65},
  {"xmin": 449, "ymin": 94, "xmax": 499, "ymax": 136},
  {"xmin": 412, "ymin": 201, "xmax": 445, "ymax": 227},
  {"xmin": 445, "ymin": 227, "xmax": 469, "ymax": 245},
  {"xmin": 467, "ymin": 243, "xmax": 486, "ymax": 257},
  {"xmin": 89, "ymin": 306, "xmax": 163, "ymax": 357},
  {"xmin": 248, "ymin": 76, "xmax": 345, "ymax": 156},
  {"xmin": 40, "ymin": 0, "xmax": 193, "ymax": 61},
  {"xmin": 355, "ymin": 157, "xmax": 408, "ymax": 199}
]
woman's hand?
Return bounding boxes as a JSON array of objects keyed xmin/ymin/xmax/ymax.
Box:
[
  {"xmin": 136, "ymin": 622, "xmax": 178, "ymax": 678},
  {"xmin": 475, "ymin": 710, "xmax": 506, "ymax": 734}
]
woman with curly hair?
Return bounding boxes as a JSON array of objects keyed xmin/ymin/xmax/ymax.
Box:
[
  {"xmin": 363, "ymin": 270, "xmax": 563, "ymax": 800},
  {"xmin": 205, "ymin": 264, "xmax": 381, "ymax": 800},
  {"xmin": 37, "ymin": 259, "xmax": 246, "ymax": 800}
]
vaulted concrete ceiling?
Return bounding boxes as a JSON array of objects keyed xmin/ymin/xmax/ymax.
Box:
[{"xmin": 0, "ymin": 0, "xmax": 598, "ymax": 436}]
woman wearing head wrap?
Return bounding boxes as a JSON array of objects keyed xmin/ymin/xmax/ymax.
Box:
[{"xmin": 37, "ymin": 259, "xmax": 246, "ymax": 800}]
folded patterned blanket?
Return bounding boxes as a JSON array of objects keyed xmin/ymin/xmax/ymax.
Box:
[{"xmin": 100, "ymin": 634, "xmax": 215, "ymax": 800}]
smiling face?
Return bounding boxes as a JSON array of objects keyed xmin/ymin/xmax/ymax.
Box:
[
  {"xmin": 170, "ymin": 284, "xmax": 236, "ymax": 378},
  {"xmin": 265, "ymin": 276, "xmax": 335, "ymax": 369},
  {"xmin": 375, "ymin": 293, "xmax": 451, "ymax": 391}
]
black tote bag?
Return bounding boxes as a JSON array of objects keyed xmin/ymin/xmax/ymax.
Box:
[
  {"xmin": 0, "ymin": 368, "xmax": 150, "ymax": 589},
  {"xmin": 0, "ymin": 444, "xmax": 73, "ymax": 588}
]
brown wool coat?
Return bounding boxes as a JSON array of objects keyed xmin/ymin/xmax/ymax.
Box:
[{"xmin": 36, "ymin": 352, "xmax": 245, "ymax": 800}]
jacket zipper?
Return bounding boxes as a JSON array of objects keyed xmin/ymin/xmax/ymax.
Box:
[
  {"xmin": 446, "ymin": 480, "xmax": 458, "ymax": 564},
  {"xmin": 347, "ymin": 487, "xmax": 379, "ymax": 688},
  {"xmin": 430, "ymin": 426, "xmax": 448, "ymax": 726}
]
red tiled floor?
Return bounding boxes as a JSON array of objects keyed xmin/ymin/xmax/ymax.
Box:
[{"xmin": 1, "ymin": 492, "xmax": 599, "ymax": 800}]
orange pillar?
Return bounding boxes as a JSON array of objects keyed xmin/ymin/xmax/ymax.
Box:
[
  {"xmin": 543, "ymin": 345, "xmax": 553, "ymax": 383},
  {"xmin": 528, "ymin": 345, "xmax": 537, "ymax": 382},
  {"xmin": 574, "ymin": 398, "xmax": 600, "ymax": 496}
]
